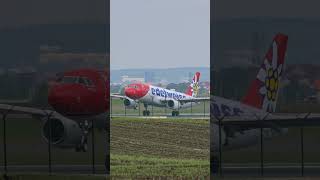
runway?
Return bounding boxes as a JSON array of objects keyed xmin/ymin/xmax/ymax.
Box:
[
  {"xmin": 0, "ymin": 164, "xmax": 108, "ymax": 174},
  {"xmin": 214, "ymin": 163, "xmax": 320, "ymax": 176},
  {"xmin": 111, "ymin": 113, "xmax": 210, "ymax": 119}
]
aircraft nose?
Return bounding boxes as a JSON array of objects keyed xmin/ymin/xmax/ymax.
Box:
[
  {"xmin": 124, "ymin": 87, "xmax": 137, "ymax": 99},
  {"xmin": 48, "ymin": 85, "xmax": 79, "ymax": 111}
]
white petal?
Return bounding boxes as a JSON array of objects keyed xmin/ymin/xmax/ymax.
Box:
[
  {"xmin": 277, "ymin": 64, "xmax": 283, "ymax": 75},
  {"xmin": 272, "ymin": 42, "xmax": 278, "ymax": 69},
  {"xmin": 262, "ymin": 96, "xmax": 269, "ymax": 111},
  {"xmin": 264, "ymin": 58, "xmax": 271, "ymax": 70},
  {"xmin": 257, "ymin": 68, "xmax": 267, "ymax": 82},
  {"xmin": 259, "ymin": 87, "xmax": 267, "ymax": 95}
]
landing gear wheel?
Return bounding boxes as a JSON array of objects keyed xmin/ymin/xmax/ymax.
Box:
[
  {"xmin": 143, "ymin": 110, "xmax": 150, "ymax": 116},
  {"xmin": 171, "ymin": 111, "xmax": 179, "ymax": 116}
]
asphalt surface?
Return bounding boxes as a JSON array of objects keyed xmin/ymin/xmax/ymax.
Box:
[
  {"xmin": 213, "ymin": 163, "xmax": 320, "ymax": 177},
  {"xmin": 4, "ymin": 163, "xmax": 320, "ymax": 177},
  {"xmin": 0, "ymin": 164, "xmax": 107, "ymax": 174},
  {"xmin": 111, "ymin": 113, "xmax": 210, "ymax": 119}
]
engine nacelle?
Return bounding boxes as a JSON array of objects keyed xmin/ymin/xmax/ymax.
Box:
[
  {"xmin": 42, "ymin": 115, "xmax": 82, "ymax": 148},
  {"xmin": 166, "ymin": 100, "xmax": 180, "ymax": 109},
  {"xmin": 123, "ymin": 99, "xmax": 137, "ymax": 109}
]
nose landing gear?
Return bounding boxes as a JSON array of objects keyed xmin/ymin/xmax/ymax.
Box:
[
  {"xmin": 171, "ymin": 111, "xmax": 180, "ymax": 116},
  {"xmin": 76, "ymin": 120, "xmax": 90, "ymax": 152}
]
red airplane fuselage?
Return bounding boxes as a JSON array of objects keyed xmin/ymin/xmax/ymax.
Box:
[{"xmin": 48, "ymin": 68, "xmax": 109, "ymax": 116}]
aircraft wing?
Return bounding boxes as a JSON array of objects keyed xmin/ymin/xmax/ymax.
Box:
[
  {"xmin": 212, "ymin": 113, "xmax": 320, "ymax": 128},
  {"xmin": 110, "ymin": 94, "xmax": 128, "ymax": 100},
  {"xmin": 178, "ymin": 97, "xmax": 210, "ymax": 103},
  {"xmin": 0, "ymin": 103, "xmax": 59, "ymax": 118}
]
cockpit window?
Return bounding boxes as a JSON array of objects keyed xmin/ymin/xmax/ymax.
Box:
[
  {"xmin": 128, "ymin": 84, "xmax": 138, "ymax": 89},
  {"xmin": 60, "ymin": 76, "xmax": 78, "ymax": 84},
  {"xmin": 57, "ymin": 76, "xmax": 94, "ymax": 87},
  {"xmin": 78, "ymin": 77, "xmax": 86, "ymax": 85},
  {"xmin": 82, "ymin": 77, "xmax": 94, "ymax": 86}
]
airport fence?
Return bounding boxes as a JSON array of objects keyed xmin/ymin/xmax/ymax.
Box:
[
  {"xmin": 212, "ymin": 112, "xmax": 316, "ymax": 176},
  {"xmin": 0, "ymin": 105, "xmax": 109, "ymax": 176}
]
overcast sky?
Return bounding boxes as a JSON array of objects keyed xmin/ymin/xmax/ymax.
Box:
[
  {"xmin": 0, "ymin": 0, "xmax": 106, "ymax": 28},
  {"xmin": 214, "ymin": 0, "xmax": 320, "ymax": 19},
  {"xmin": 110, "ymin": 0, "xmax": 210, "ymax": 70}
]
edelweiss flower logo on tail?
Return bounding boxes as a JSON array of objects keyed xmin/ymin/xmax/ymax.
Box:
[
  {"xmin": 257, "ymin": 42, "xmax": 283, "ymax": 112},
  {"xmin": 191, "ymin": 80, "xmax": 199, "ymax": 97},
  {"xmin": 188, "ymin": 72, "xmax": 200, "ymax": 97},
  {"xmin": 241, "ymin": 33, "xmax": 288, "ymax": 113}
]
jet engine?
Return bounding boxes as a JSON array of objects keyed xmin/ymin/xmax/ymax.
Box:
[
  {"xmin": 42, "ymin": 115, "xmax": 82, "ymax": 148},
  {"xmin": 123, "ymin": 99, "xmax": 137, "ymax": 109},
  {"xmin": 166, "ymin": 100, "xmax": 180, "ymax": 109}
]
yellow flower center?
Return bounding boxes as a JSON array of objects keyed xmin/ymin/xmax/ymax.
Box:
[{"xmin": 265, "ymin": 68, "xmax": 279, "ymax": 102}]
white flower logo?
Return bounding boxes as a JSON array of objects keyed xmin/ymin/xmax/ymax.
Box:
[
  {"xmin": 190, "ymin": 78, "xmax": 199, "ymax": 97},
  {"xmin": 192, "ymin": 82, "xmax": 199, "ymax": 96},
  {"xmin": 256, "ymin": 42, "xmax": 282, "ymax": 112}
]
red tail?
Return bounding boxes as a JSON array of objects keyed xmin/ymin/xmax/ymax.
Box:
[
  {"xmin": 241, "ymin": 33, "xmax": 288, "ymax": 112},
  {"xmin": 185, "ymin": 72, "xmax": 201, "ymax": 97}
]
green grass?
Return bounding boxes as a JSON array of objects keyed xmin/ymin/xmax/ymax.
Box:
[
  {"xmin": 111, "ymin": 117, "xmax": 210, "ymax": 178},
  {"xmin": 111, "ymin": 116, "xmax": 209, "ymax": 124},
  {"xmin": 111, "ymin": 154, "xmax": 209, "ymax": 178}
]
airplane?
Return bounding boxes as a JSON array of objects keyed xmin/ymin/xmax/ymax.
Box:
[
  {"xmin": 0, "ymin": 68, "xmax": 109, "ymax": 152},
  {"xmin": 211, "ymin": 33, "xmax": 320, "ymax": 173},
  {"xmin": 111, "ymin": 72, "xmax": 210, "ymax": 116}
]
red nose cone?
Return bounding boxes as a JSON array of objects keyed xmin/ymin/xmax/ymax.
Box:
[
  {"xmin": 125, "ymin": 87, "xmax": 137, "ymax": 99},
  {"xmin": 124, "ymin": 84, "xmax": 149, "ymax": 99}
]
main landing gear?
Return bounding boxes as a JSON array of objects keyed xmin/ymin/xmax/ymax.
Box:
[
  {"xmin": 143, "ymin": 103, "xmax": 150, "ymax": 116},
  {"xmin": 76, "ymin": 120, "xmax": 90, "ymax": 152},
  {"xmin": 143, "ymin": 110, "xmax": 150, "ymax": 116},
  {"xmin": 171, "ymin": 110, "xmax": 179, "ymax": 116}
]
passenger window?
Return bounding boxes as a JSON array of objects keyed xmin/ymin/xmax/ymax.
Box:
[
  {"xmin": 62, "ymin": 76, "xmax": 77, "ymax": 84},
  {"xmin": 78, "ymin": 77, "xmax": 86, "ymax": 85},
  {"xmin": 85, "ymin": 78, "xmax": 94, "ymax": 86}
]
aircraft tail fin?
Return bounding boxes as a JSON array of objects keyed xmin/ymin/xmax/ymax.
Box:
[
  {"xmin": 185, "ymin": 72, "xmax": 200, "ymax": 97},
  {"xmin": 241, "ymin": 33, "xmax": 288, "ymax": 113}
]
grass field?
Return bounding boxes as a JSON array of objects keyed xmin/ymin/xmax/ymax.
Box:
[
  {"xmin": 110, "ymin": 117, "xmax": 210, "ymax": 178},
  {"xmin": 110, "ymin": 98, "xmax": 209, "ymax": 116}
]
